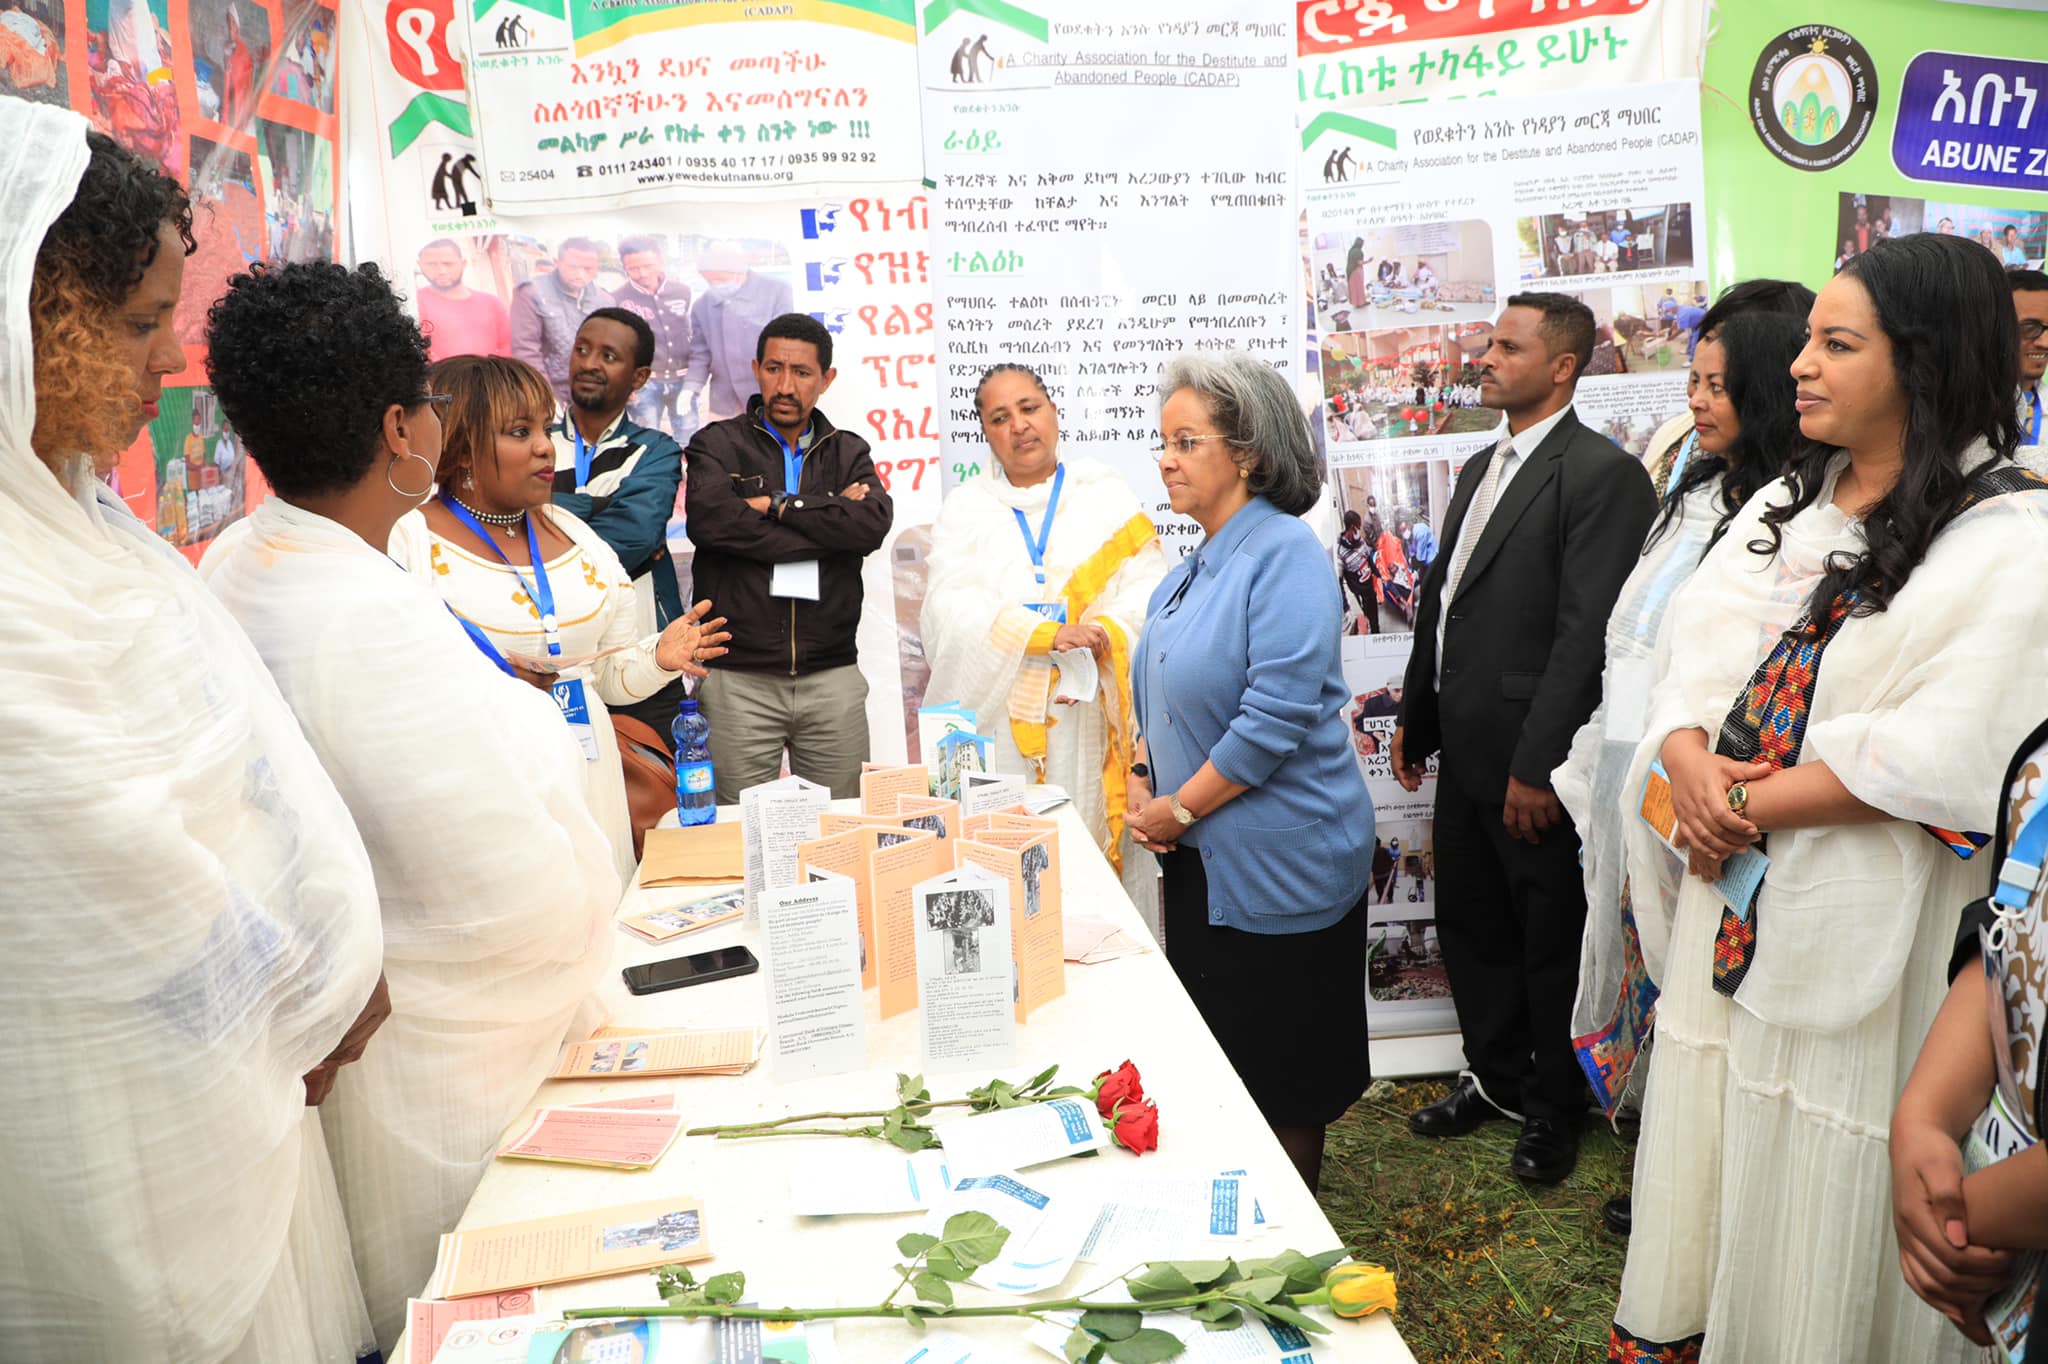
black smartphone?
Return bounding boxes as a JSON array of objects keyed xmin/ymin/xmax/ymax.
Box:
[{"xmin": 622, "ymin": 946, "xmax": 760, "ymax": 995}]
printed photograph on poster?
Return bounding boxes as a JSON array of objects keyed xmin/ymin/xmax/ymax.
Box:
[
  {"xmin": 1517, "ymin": 204, "xmax": 1696, "ymax": 281},
  {"xmin": 498, "ymin": 231, "xmax": 793, "ymax": 432},
  {"xmin": 1568, "ymin": 374, "xmax": 1691, "ymax": 461},
  {"xmin": 187, "ymin": 0, "xmax": 267, "ymax": 128},
  {"xmin": 890, "ymin": 526, "xmax": 935, "ymax": 750},
  {"xmin": 413, "ymin": 234, "xmax": 515, "ymax": 364},
  {"xmin": 1320, "ymin": 325, "xmax": 1494, "ymax": 447},
  {"xmin": 1368, "ymin": 907, "xmax": 1447, "ymax": 1000},
  {"xmin": 1342, "ymin": 630, "xmax": 1437, "ymax": 804},
  {"xmin": 1835, "ymin": 192, "xmax": 2042, "ymax": 271},
  {"xmin": 86, "ymin": 0, "xmax": 185, "ymax": 178},
  {"xmin": 146, "ymin": 388, "xmax": 248, "ymax": 551},
  {"xmin": 0, "ymin": 0, "xmax": 65, "ymax": 106},
  {"xmin": 176, "ymin": 137, "xmax": 261, "ymax": 345},
  {"xmin": 1561, "ymin": 280, "xmax": 1714, "ymax": 377},
  {"xmin": 256, "ymin": 119, "xmax": 335, "ymax": 262},
  {"xmin": 1331, "ymin": 461, "xmax": 1450, "ymax": 639},
  {"xmin": 1310, "ymin": 219, "xmax": 1498, "ymax": 331},
  {"xmin": 266, "ymin": 0, "xmax": 334, "ymax": 114}
]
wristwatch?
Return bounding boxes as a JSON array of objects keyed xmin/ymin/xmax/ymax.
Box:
[
  {"xmin": 1167, "ymin": 793, "xmax": 1199, "ymax": 827},
  {"xmin": 1725, "ymin": 783, "xmax": 1749, "ymax": 816},
  {"xmin": 1130, "ymin": 762, "xmax": 1150, "ymax": 781}
]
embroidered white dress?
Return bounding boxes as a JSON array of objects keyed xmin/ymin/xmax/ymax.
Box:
[
  {"xmin": 391, "ymin": 504, "xmax": 682, "ymax": 886},
  {"xmin": 0, "ymin": 102, "xmax": 382, "ymax": 1363},
  {"xmin": 204, "ymin": 497, "xmax": 619, "ymax": 1354},
  {"xmin": 920, "ymin": 457, "xmax": 1168, "ymax": 914},
  {"xmin": 1613, "ymin": 449, "xmax": 2048, "ymax": 1362}
]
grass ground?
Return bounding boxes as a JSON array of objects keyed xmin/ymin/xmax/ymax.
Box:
[{"xmin": 1315, "ymin": 1079, "xmax": 1635, "ymax": 1363}]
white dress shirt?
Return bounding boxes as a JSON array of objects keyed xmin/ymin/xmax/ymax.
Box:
[{"xmin": 1435, "ymin": 404, "xmax": 1573, "ymax": 688}]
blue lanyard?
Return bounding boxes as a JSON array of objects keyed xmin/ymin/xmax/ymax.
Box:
[
  {"xmin": 453, "ymin": 612, "xmax": 518, "ymax": 677},
  {"xmin": 1011, "ymin": 463, "xmax": 1064, "ymax": 588},
  {"xmin": 768, "ymin": 423, "xmax": 808, "ymax": 494},
  {"xmin": 571, "ymin": 425, "xmax": 598, "ymax": 488},
  {"xmin": 2029, "ymin": 388, "xmax": 2042, "ymax": 447},
  {"xmin": 1994, "ymin": 798, "xmax": 2048, "ymax": 919},
  {"xmin": 441, "ymin": 498, "xmax": 562, "ymax": 658}
]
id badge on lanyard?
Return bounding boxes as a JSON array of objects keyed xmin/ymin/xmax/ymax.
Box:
[
  {"xmin": 1016, "ymin": 464, "xmax": 1066, "ymax": 626},
  {"xmin": 443, "ymin": 499, "xmax": 600, "ymax": 761}
]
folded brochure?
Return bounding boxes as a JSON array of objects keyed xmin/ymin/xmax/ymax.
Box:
[{"xmin": 424, "ymin": 1197, "xmax": 710, "ymax": 1299}]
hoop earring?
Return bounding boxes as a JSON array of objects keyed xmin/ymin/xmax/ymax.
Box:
[{"xmin": 387, "ymin": 451, "xmax": 437, "ymax": 500}]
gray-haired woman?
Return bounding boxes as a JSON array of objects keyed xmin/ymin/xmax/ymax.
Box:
[{"xmin": 1126, "ymin": 350, "xmax": 1375, "ymax": 1190}]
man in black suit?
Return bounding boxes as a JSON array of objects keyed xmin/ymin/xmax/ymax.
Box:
[{"xmin": 1391, "ymin": 293, "xmax": 1654, "ymax": 1184}]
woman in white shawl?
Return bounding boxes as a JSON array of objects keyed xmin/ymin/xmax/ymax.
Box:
[
  {"xmin": 199, "ymin": 261, "xmax": 650, "ymax": 1353},
  {"xmin": 0, "ymin": 107, "xmax": 386, "ymax": 1361},
  {"xmin": 1551, "ymin": 290, "xmax": 1810, "ymax": 1226},
  {"xmin": 1609, "ymin": 234, "xmax": 2048, "ymax": 1361},
  {"xmin": 920, "ymin": 364, "xmax": 1169, "ymax": 909}
]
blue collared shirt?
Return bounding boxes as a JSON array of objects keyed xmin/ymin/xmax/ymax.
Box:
[{"xmin": 1132, "ymin": 497, "xmax": 1373, "ymax": 934}]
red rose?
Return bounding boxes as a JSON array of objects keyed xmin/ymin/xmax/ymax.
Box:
[
  {"xmin": 1093, "ymin": 1060, "xmax": 1144, "ymax": 1118},
  {"xmin": 1111, "ymin": 1099, "xmax": 1159, "ymax": 1155}
]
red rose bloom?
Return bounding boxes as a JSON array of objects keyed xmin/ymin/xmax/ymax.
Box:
[
  {"xmin": 1093, "ymin": 1060, "xmax": 1144, "ymax": 1118},
  {"xmin": 1111, "ymin": 1099, "xmax": 1159, "ymax": 1155}
]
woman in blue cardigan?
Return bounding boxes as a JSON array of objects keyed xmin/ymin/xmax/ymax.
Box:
[{"xmin": 1128, "ymin": 350, "xmax": 1375, "ymax": 1190}]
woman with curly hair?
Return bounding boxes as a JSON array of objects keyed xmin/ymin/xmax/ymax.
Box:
[
  {"xmin": 0, "ymin": 106, "xmax": 387, "ymax": 1360},
  {"xmin": 198, "ymin": 259, "xmax": 659, "ymax": 1354},
  {"xmin": 1609, "ymin": 234, "xmax": 2048, "ymax": 1361}
]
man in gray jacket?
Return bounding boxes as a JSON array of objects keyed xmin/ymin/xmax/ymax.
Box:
[
  {"xmin": 511, "ymin": 236, "xmax": 615, "ymax": 405},
  {"xmin": 683, "ymin": 242, "xmax": 794, "ymax": 431}
]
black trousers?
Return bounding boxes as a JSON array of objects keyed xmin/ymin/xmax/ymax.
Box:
[{"xmin": 1433, "ymin": 772, "xmax": 1590, "ymax": 1123}]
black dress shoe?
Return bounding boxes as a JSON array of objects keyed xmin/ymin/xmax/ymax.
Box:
[
  {"xmin": 1408, "ymin": 1076, "xmax": 1516, "ymax": 1137},
  {"xmin": 1510, "ymin": 1117, "xmax": 1580, "ymax": 1184},
  {"xmin": 1601, "ymin": 1195, "xmax": 1631, "ymax": 1235}
]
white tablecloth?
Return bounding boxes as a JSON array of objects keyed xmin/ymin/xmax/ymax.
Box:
[{"xmin": 402, "ymin": 799, "xmax": 1414, "ymax": 1362}]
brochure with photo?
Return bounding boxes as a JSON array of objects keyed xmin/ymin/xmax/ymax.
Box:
[
  {"xmin": 549, "ymin": 1027, "xmax": 757, "ymax": 1079},
  {"xmin": 617, "ymin": 890, "xmax": 744, "ymax": 944},
  {"xmin": 955, "ymin": 831, "xmax": 1064, "ymax": 1023},
  {"xmin": 911, "ymin": 868, "xmax": 1017, "ymax": 1074},
  {"xmin": 423, "ymin": 1198, "xmax": 710, "ymax": 1298}
]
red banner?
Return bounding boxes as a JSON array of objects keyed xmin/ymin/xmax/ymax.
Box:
[{"xmin": 1297, "ymin": 0, "xmax": 1651, "ymax": 57}]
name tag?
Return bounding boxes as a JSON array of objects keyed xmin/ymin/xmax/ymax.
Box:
[
  {"xmin": 1026, "ymin": 601, "xmax": 1068, "ymax": 624},
  {"xmin": 551, "ymin": 677, "xmax": 600, "ymax": 762},
  {"xmin": 771, "ymin": 559, "xmax": 821, "ymax": 600}
]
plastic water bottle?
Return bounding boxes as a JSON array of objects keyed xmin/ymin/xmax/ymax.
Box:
[{"xmin": 672, "ymin": 699, "xmax": 716, "ymax": 825}]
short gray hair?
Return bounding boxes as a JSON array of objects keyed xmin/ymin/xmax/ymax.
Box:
[{"xmin": 1159, "ymin": 350, "xmax": 1324, "ymax": 516}]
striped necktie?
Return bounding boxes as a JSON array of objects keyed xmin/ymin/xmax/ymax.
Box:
[{"xmin": 1444, "ymin": 433, "xmax": 1515, "ymax": 603}]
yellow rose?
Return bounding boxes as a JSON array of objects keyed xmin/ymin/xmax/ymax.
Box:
[{"xmin": 1323, "ymin": 1262, "xmax": 1397, "ymax": 1319}]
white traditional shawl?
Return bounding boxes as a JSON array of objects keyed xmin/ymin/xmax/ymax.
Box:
[
  {"xmin": 390, "ymin": 504, "xmax": 682, "ymax": 886},
  {"xmin": 1623, "ymin": 446, "xmax": 2048, "ymax": 1029},
  {"xmin": 203, "ymin": 496, "xmax": 619, "ymax": 1352},
  {"xmin": 920, "ymin": 455, "xmax": 1166, "ymax": 890},
  {"xmin": 1554, "ymin": 478, "xmax": 1720, "ymax": 1107},
  {"xmin": 0, "ymin": 102, "xmax": 383, "ymax": 1361}
]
